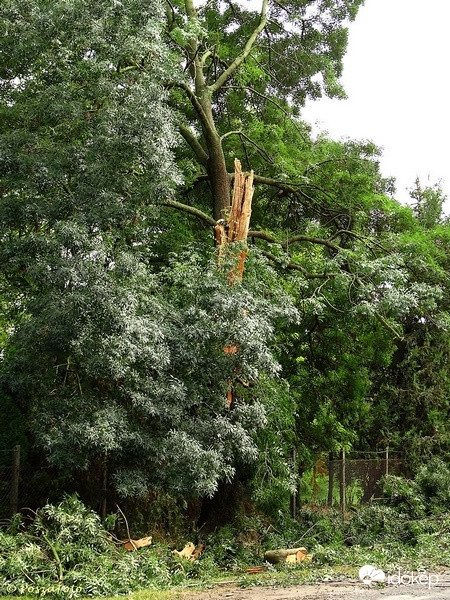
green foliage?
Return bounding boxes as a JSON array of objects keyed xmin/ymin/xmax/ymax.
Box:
[
  {"xmin": 1, "ymin": 0, "xmax": 450, "ymax": 544},
  {"xmin": 416, "ymin": 458, "xmax": 450, "ymax": 514},
  {"xmin": 346, "ymin": 465, "xmax": 450, "ymax": 548},
  {"xmin": 410, "ymin": 178, "xmax": 446, "ymax": 229},
  {"xmin": 380, "ymin": 475, "xmax": 426, "ymax": 518},
  {"xmin": 1, "ymin": 250, "xmax": 295, "ymax": 498},
  {"xmin": 0, "ymin": 496, "xmax": 175, "ymax": 598}
]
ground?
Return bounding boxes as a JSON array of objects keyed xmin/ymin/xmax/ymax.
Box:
[{"xmin": 185, "ymin": 582, "xmax": 450, "ymax": 600}]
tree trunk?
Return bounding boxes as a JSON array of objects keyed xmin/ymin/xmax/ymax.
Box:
[
  {"xmin": 327, "ymin": 452, "xmax": 334, "ymax": 506},
  {"xmin": 199, "ymin": 95, "xmax": 231, "ymax": 220},
  {"xmin": 198, "ymin": 160, "xmax": 255, "ymax": 528},
  {"xmin": 207, "ymin": 141, "xmax": 231, "ymax": 221},
  {"xmin": 264, "ymin": 548, "xmax": 308, "ymax": 564},
  {"xmin": 197, "ymin": 478, "xmax": 247, "ymax": 532}
]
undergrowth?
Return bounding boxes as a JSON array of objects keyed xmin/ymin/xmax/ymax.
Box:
[{"xmin": 2, "ymin": 458, "xmax": 450, "ymax": 598}]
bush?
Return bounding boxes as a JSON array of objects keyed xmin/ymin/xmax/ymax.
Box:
[
  {"xmin": 0, "ymin": 496, "xmax": 175, "ymax": 598},
  {"xmin": 345, "ymin": 504, "xmax": 411, "ymax": 546},
  {"xmin": 380, "ymin": 475, "xmax": 426, "ymax": 517},
  {"xmin": 416, "ymin": 458, "xmax": 450, "ymax": 513}
]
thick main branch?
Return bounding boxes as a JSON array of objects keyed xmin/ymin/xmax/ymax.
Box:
[
  {"xmin": 160, "ymin": 199, "xmax": 216, "ymax": 226},
  {"xmin": 179, "ymin": 124, "xmax": 209, "ymax": 166}
]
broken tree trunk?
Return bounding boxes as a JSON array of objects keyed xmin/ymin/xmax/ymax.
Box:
[
  {"xmin": 215, "ymin": 158, "xmax": 255, "ymax": 409},
  {"xmin": 264, "ymin": 547, "xmax": 309, "ymax": 564},
  {"xmin": 198, "ymin": 160, "xmax": 255, "ymax": 528},
  {"xmin": 215, "ymin": 158, "xmax": 254, "ymax": 284}
]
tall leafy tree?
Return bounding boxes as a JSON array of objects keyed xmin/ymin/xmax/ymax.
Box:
[
  {"xmin": 0, "ymin": 0, "xmax": 295, "ymax": 502},
  {"xmin": 410, "ymin": 178, "xmax": 446, "ymax": 229},
  {"xmin": 165, "ymin": 0, "xmax": 364, "ymax": 219}
]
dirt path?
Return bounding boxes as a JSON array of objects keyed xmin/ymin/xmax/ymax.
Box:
[{"xmin": 185, "ymin": 581, "xmax": 450, "ymax": 600}]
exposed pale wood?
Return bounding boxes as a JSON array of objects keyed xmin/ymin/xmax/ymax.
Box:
[
  {"xmin": 264, "ymin": 547, "xmax": 308, "ymax": 564},
  {"xmin": 173, "ymin": 542, "xmax": 195, "ymax": 559},
  {"xmin": 219, "ymin": 158, "xmax": 255, "ymax": 409},
  {"xmin": 172, "ymin": 542, "xmax": 204, "ymax": 561},
  {"xmin": 217, "ymin": 158, "xmax": 254, "ymax": 284},
  {"xmin": 122, "ymin": 536, "xmax": 152, "ymax": 551},
  {"xmin": 228, "ymin": 158, "xmax": 254, "ymax": 243}
]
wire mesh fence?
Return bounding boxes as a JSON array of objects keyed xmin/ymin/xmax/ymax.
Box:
[
  {"xmin": 1, "ymin": 445, "xmax": 407, "ymax": 524},
  {"xmin": 298, "ymin": 449, "xmax": 405, "ymax": 513},
  {"xmin": 330, "ymin": 450, "xmax": 404, "ymax": 508}
]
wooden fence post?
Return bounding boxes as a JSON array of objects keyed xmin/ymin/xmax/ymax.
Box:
[
  {"xmin": 327, "ymin": 452, "xmax": 334, "ymax": 506},
  {"xmin": 10, "ymin": 445, "xmax": 20, "ymax": 516},
  {"xmin": 340, "ymin": 447, "xmax": 346, "ymax": 516}
]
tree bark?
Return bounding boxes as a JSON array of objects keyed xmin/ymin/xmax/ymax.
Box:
[{"xmin": 200, "ymin": 98, "xmax": 231, "ymax": 220}]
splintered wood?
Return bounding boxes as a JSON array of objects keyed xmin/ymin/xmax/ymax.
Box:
[
  {"xmin": 172, "ymin": 542, "xmax": 205, "ymax": 561},
  {"xmin": 228, "ymin": 158, "xmax": 253, "ymax": 244},
  {"xmin": 216, "ymin": 159, "xmax": 254, "ymax": 410},
  {"xmin": 215, "ymin": 158, "xmax": 254, "ymax": 285}
]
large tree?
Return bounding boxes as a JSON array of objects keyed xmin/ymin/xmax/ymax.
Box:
[
  {"xmin": 0, "ymin": 0, "xmax": 298, "ymax": 506},
  {"xmin": 2, "ymin": 0, "xmax": 448, "ymax": 520}
]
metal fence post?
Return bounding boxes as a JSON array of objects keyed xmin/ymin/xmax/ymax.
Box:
[{"xmin": 10, "ymin": 445, "xmax": 20, "ymax": 516}]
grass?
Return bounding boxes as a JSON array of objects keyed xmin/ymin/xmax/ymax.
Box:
[
  {"xmin": 0, "ymin": 593, "xmax": 182, "ymax": 600},
  {"xmin": 0, "ymin": 566, "xmax": 359, "ymax": 600}
]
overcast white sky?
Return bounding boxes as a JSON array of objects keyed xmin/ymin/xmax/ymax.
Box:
[{"xmin": 301, "ymin": 0, "xmax": 450, "ymax": 214}]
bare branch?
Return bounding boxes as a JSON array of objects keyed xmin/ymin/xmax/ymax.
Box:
[
  {"xmin": 249, "ymin": 174, "xmax": 300, "ymax": 193},
  {"xmin": 160, "ymin": 199, "xmax": 216, "ymax": 227},
  {"xmin": 271, "ymin": 0, "xmax": 292, "ymax": 15},
  {"xmin": 374, "ymin": 312, "xmax": 404, "ymax": 341},
  {"xmin": 200, "ymin": 49, "xmax": 212, "ymax": 67},
  {"xmin": 209, "ymin": 0, "xmax": 268, "ymax": 92},
  {"xmin": 165, "ymin": 0, "xmax": 176, "ymax": 30},
  {"xmin": 167, "ymin": 82, "xmax": 212, "ymax": 132},
  {"xmin": 285, "ymin": 234, "xmax": 340, "ymax": 251},
  {"xmin": 161, "ymin": 195, "xmax": 340, "ymax": 253},
  {"xmin": 221, "ymin": 130, "xmax": 274, "ymax": 163},
  {"xmin": 248, "ymin": 229, "xmax": 340, "ymax": 251},
  {"xmin": 329, "ymin": 229, "xmax": 389, "ymax": 253}
]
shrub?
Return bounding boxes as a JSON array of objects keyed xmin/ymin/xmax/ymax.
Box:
[
  {"xmin": 416, "ymin": 458, "xmax": 450, "ymax": 513},
  {"xmin": 0, "ymin": 496, "xmax": 174, "ymax": 598},
  {"xmin": 380, "ymin": 475, "xmax": 426, "ymax": 517}
]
